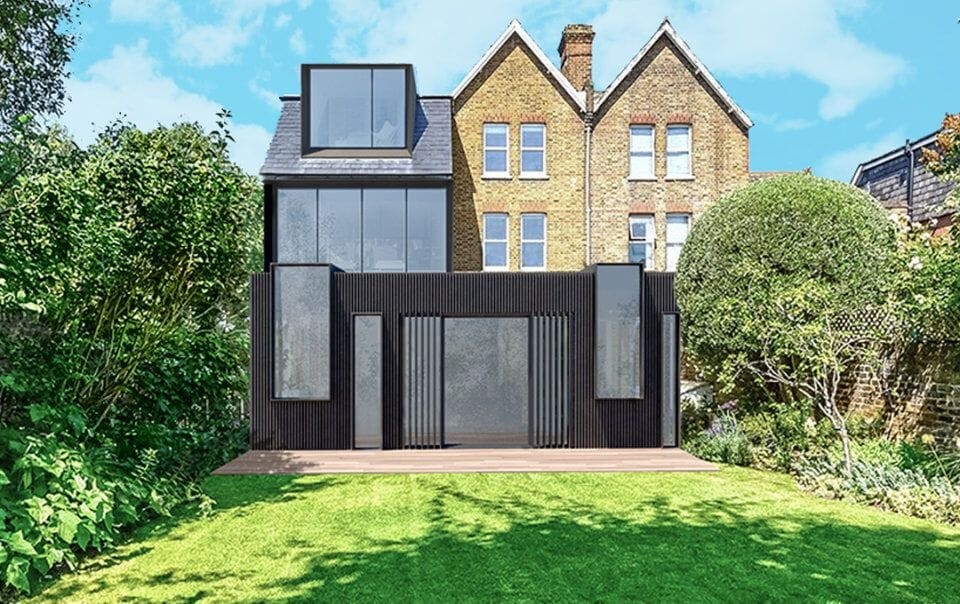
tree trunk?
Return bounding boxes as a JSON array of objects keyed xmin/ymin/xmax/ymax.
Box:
[{"xmin": 837, "ymin": 417, "xmax": 853, "ymax": 474}]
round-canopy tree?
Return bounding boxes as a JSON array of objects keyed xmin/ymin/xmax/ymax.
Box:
[{"xmin": 676, "ymin": 174, "xmax": 897, "ymax": 470}]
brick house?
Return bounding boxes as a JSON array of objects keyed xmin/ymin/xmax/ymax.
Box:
[
  {"xmin": 452, "ymin": 19, "xmax": 752, "ymax": 272},
  {"xmin": 852, "ymin": 130, "xmax": 956, "ymax": 234}
]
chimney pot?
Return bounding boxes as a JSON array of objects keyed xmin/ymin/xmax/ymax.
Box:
[{"xmin": 559, "ymin": 23, "xmax": 595, "ymax": 109}]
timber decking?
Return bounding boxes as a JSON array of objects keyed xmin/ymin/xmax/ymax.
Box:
[{"xmin": 213, "ymin": 448, "xmax": 716, "ymax": 475}]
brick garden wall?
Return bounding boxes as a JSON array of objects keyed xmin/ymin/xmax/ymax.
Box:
[{"xmin": 839, "ymin": 342, "xmax": 960, "ymax": 445}]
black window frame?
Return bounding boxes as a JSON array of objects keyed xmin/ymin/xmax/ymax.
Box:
[{"xmin": 300, "ymin": 64, "xmax": 416, "ymax": 156}]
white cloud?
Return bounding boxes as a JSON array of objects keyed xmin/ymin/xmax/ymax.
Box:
[
  {"xmin": 819, "ymin": 130, "xmax": 905, "ymax": 181},
  {"xmin": 590, "ymin": 0, "xmax": 906, "ymax": 120},
  {"xmin": 109, "ymin": 0, "xmax": 182, "ymax": 23},
  {"xmin": 289, "ymin": 28, "xmax": 307, "ymax": 55},
  {"xmin": 750, "ymin": 110, "xmax": 817, "ymax": 133},
  {"xmin": 326, "ymin": 0, "xmax": 905, "ymax": 117},
  {"xmin": 274, "ymin": 12, "xmax": 291, "ymax": 28},
  {"xmin": 62, "ymin": 41, "xmax": 271, "ymax": 174},
  {"xmin": 249, "ymin": 80, "xmax": 283, "ymax": 110}
]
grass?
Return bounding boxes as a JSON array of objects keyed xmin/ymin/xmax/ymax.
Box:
[{"xmin": 29, "ymin": 466, "xmax": 960, "ymax": 603}]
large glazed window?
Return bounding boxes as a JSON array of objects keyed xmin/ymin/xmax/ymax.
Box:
[
  {"xmin": 362, "ymin": 188, "xmax": 406, "ymax": 272},
  {"xmin": 665, "ymin": 214, "xmax": 690, "ymax": 272},
  {"xmin": 482, "ymin": 213, "xmax": 509, "ymax": 271},
  {"xmin": 318, "ymin": 189, "xmax": 361, "ymax": 271},
  {"xmin": 273, "ymin": 265, "xmax": 330, "ymax": 399},
  {"xmin": 520, "ymin": 124, "xmax": 546, "ymax": 177},
  {"xmin": 276, "ymin": 189, "xmax": 318, "ymax": 263},
  {"xmin": 628, "ymin": 214, "xmax": 654, "ymax": 269},
  {"xmin": 275, "ymin": 187, "xmax": 447, "ymax": 272},
  {"xmin": 307, "ymin": 67, "xmax": 407, "ymax": 149},
  {"xmin": 483, "ymin": 124, "xmax": 509, "ymax": 177},
  {"xmin": 595, "ymin": 264, "xmax": 642, "ymax": 399},
  {"xmin": 629, "ymin": 125, "xmax": 654, "ymax": 179},
  {"xmin": 406, "ymin": 188, "xmax": 447, "ymax": 271},
  {"xmin": 520, "ymin": 213, "xmax": 546, "ymax": 271},
  {"xmin": 666, "ymin": 124, "xmax": 692, "ymax": 178}
]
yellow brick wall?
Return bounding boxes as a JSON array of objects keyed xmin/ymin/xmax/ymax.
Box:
[
  {"xmin": 589, "ymin": 37, "xmax": 750, "ymax": 270},
  {"xmin": 452, "ymin": 35, "xmax": 586, "ymax": 272}
]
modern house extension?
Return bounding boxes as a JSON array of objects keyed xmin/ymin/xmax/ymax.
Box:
[{"xmin": 249, "ymin": 22, "xmax": 713, "ymax": 452}]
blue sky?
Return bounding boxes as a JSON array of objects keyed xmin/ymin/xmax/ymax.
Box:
[{"xmin": 62, "ymin": 0, "xmax": 958, "ymax": 178}]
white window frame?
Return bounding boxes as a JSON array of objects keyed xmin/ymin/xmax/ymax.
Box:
[
  {"xmin": 482, "ymin": 213, "xmax": 509, "ymax": 271},
  {"xmin": 628, "ymin": 214, "xmax": 655, "ymax": 269},
  {"xmin": 628, "ymin": 125, "xmax": 655, "ymax": 180},
  {"xmin": 519, "ymin": 123, "xmax": 547, "ymax": 179},
  {"xmin": 666, "ymin": 124, "xmax": 692, "ymax": 179},
  {"xmin": 519, "ymin": 213, "xmax": 547, "ymax": 271},
  {"xmin": 665, "ymin": 213, "xmax": 690, "ymax": 272},
  {"xmin": 482, "ymin": 123, "xmax": 510, "ymax": 179}
]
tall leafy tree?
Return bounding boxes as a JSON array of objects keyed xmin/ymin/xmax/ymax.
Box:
[{"xmin": 0, "ymin": 0, "xmax": 85, "ymax": 132}]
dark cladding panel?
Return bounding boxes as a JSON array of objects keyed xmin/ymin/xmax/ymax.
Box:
[
  {"xmin": 595, "ymin": 265, "xmax": 642, "ymax": 399},
  {"xmin": 273, "ymin": 265, "xmax": 330, "ymax": 399},
  {"xmin": 660, "ymin": 313, "xmax": 679, "ymax": 447},
  {"xmin": 403, "ymin": 316, "xmax": 442, "ymax": 448},
  {"xmin": 353, "ymin": 315, "xmax": 382, "ymax": 449},
  {"xmin": 276, "ymin": 188, "xmax": 318, "ymax": 263},
  {"xmin": 444, "ymin": 318, "xmax": 528, "ymax": 447},
  {"xmin": 531, "ymin": 315, "xmax": 569, "ymax": 447}
]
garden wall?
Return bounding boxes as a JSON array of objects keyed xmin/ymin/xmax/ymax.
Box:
[{"xmin": 839, "ymin": 342, "xmax": 960, "ymax": 445}]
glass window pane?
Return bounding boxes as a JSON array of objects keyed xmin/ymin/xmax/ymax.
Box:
[
  {"xmin": 406, "ymin": 188, "xmax": 447, "ymax": 271},
  {"xmin": 444, "ymin": 318, "xmax": 529, "ymax": 446},
  {"xmin": 521, "ymin": 242, "xmax": 544, "ymax": 268},
  {"xmin": 318, "ymin": 189, "xmax": 361, "ymax": 271},
  {"xmin": 372, "ymin": 69, "xmax": 405, "ymax": 148},
  {"xmin": 667, "ymin": 152, "xmax": 690, "ymax": 176},
  {"xmin": 362, "ymin": 189, "xmax": 406, "ymax": 271},
  {"xmin": 628, "ymin": 242, "xmax": 651, "ymax": 266},
  {"xmin": 484, "ymin": 241, "xmax": 507, "ymax": 267},
  {"xmin": 521, "ymin": 214, "xmax": 544, "ymax": 240},
  {"xmin": 630, "ymin": 153, "xmax": 652, "ymax": 178},
  {"xmin": 666, "ymin": 244, "xmax": 682, "ymax": 271},
  {"xmin": 276, "ymin": 188, "xmax": 318, "ymax": 263},
  {"xmin": 521, "ymin": 124, "xmax": 544, "ymax": 147},
  {"xmin": 274, "ymin": 265, "xmax": 330, "ymax": 399},
  {"xmin": 595, "ymin": 264, "xmax": 642, "ymax": 399},
  {"xmin": 630, "ymin": 126, "xmax": 653, "ymax": 152},
  {"xmin": 629, "ymin": 216, "xmax": 653, "ymax": 240},
  {"xmin": 667, "ymin": 125, "xmax": 690, "ymax": 151},
  {"xmin": 666, "ymin": 215, "xmax": 690, "ymax": 243},
  {"xmin": 484, "ymin": 214, "xmax": 508, "ymax": 240},
  {"xmin": 354, "ymin": 314, "xmax": 382, "ymax": 448},
  {"xmin": 484, "ymin": 124, "xmax": 507, "ymax": 147},
  {"xmin": 521, "ymin": 150, "xmax": 544, "ymax": 173},
  {"xmin": 310, "ymin": 68, "xmax": 372, "ymax": 148},
  {"xmin": 484, "ymin": 150, "xmax": 507, "ymax": 173}
]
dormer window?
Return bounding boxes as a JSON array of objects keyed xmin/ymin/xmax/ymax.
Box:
[{"xmin": 302, "ymin": 65, "xmax": 413, "ymax": 153}]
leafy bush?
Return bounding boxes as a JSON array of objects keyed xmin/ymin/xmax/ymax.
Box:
[
  {"xmin": 676, "ymin": 174, "xmax": 898, "ymax": 470},
  {"xmin": 0, "ymin": 406, "xmax": 212, "ymax": 594},
  {"xmin": 737, "ymin": 404, "xmax": 832, "ymax": 471},
  {"xmin": 683, "ymin": 413, "xmax": 753, "ymax": 466},
  {"xmin": 795, "ymin": 457, "xmax": 960, "ymax": 525}
]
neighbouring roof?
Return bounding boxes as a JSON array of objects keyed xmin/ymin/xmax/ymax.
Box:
[
  {"xmin": 259, "ymin": 96, "xmax": 453, "ymax": 179},
  {"xmin": 452, "ymin": 19, "xmax": 586, "ymax": 111},
  {"xmin": 595, "ymin": 19, "xmax": 753, "ymax": 129},
  {"xmin": 851, "ymin": 130, "xmax": 956, "ymax": 222}
]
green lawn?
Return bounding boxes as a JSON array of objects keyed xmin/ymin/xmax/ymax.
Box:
[{"xmin": 30, "ymin": 467, "xmax": 960, "ymax": 603}]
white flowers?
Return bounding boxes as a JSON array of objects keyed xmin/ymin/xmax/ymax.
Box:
[{"xmin": 907, "ymin": 256, "xmax": 924, "ymax": 271}]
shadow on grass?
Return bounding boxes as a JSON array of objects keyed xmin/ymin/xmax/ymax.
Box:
[{"xmin": 38, "ymin": 476, "xmax": 960, "ymax": 603}]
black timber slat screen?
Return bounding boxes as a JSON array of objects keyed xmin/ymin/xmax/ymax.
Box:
[
  {"xmin": 249, "ymin": 270, "xmax": 678, "ymax": 450},
  {"xmin": 403, "ymin": 316, "xmax": 442, "ymax": 448},
  {"xmin": 530, "ymin": 315, "xmax": 568, "ymax": 447}
]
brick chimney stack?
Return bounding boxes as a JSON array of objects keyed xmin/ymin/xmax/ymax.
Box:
[{"xmin": 558, "ymin": 24, "xmax": 595, "ymax": 110}]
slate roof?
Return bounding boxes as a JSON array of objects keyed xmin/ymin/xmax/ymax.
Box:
[
  {"xmin": 259, "ymin": 96, "xmax": 453, "ymax": 179},
  {"xmin": 851, "ymin": 131, "xmax": 955, "ymax": 222}
]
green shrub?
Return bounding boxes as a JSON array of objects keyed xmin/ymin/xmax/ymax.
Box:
[
  {"xmin": 676, "ymin": 174, "xmax": 898, "ymax": 471},
  {"xmin": 794, "ymin": 457, "xmax": 960, "ymax": 525},
  {"xmin": 0, "ymin": 406, "xmax": 209, "ymax": 594},
  {"xmin": 683, "ymin": 413, "xmax": 753, "ymax": 466}
]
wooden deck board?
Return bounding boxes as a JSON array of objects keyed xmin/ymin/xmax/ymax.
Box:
[{"xmin": 213, "ymin": 448, "xmax": 716, "ymax": 475}]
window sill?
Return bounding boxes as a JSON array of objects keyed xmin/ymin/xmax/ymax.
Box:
[
  {"xmin": 519, "ymin": 174, "xmax": 549, "ymax": 180},
  {"xmin": 665, "ymin": 175, "xmax": 695, "ymax": 181},
  {"xmin": 482, "ymin": 265, "xmax": 510, "ymax": 272},
  {"xmin": 520, "ymin": 266, "xmax": 546, "ymax": 272},
  {"xmin": 482, "ymin": 173, "xmax": 512, "ymax": 180},
  {"xmin": 627, "ymin": 176, "xmax": 657, "ymax": 182}
]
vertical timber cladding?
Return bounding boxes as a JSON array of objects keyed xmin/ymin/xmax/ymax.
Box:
[{"xmin": 250, "ymin": 269, "xmax": 679, "ymax": 450}]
